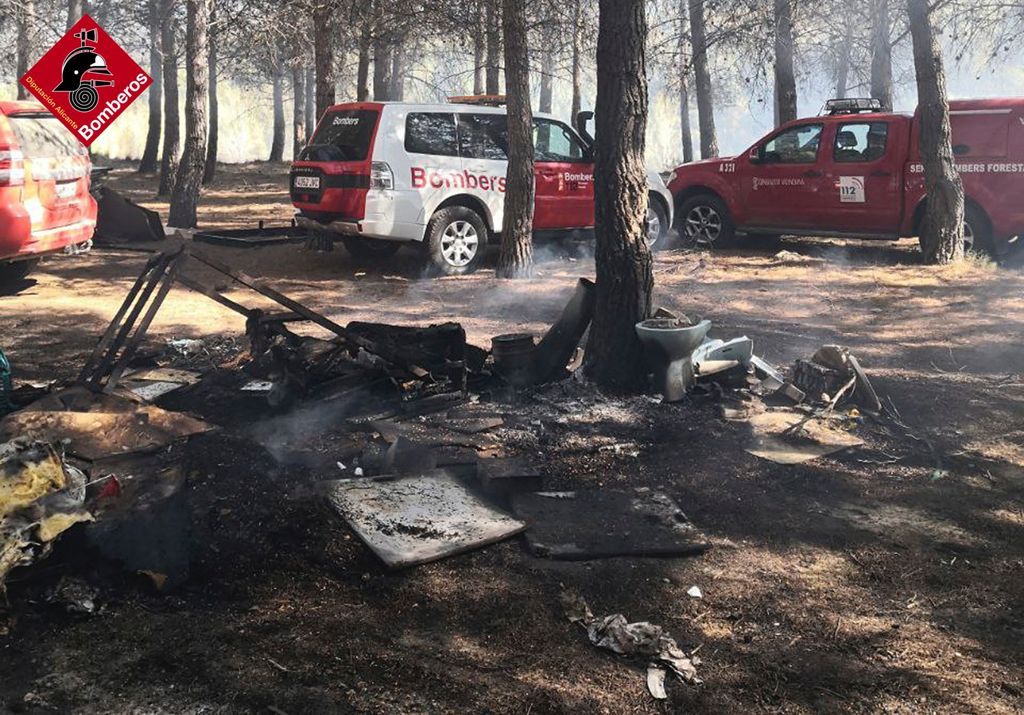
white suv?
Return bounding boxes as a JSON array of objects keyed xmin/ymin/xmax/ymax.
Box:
[{"xmin": 290, "ymin": 100, "xmax": 674, "ymax": 275}]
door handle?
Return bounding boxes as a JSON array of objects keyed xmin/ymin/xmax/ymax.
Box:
[
  {"xmin": 870, "ymin": 170, "xmax": 892, "ymax": 177},
  {"xmin": 803, "ymin": 170, "xmax": 822, "ymax": 178}
]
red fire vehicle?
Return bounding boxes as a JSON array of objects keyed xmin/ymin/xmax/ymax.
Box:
[
  {"xmin": 0, "ymin": 101, "xmax": 96, "ymax": 283},
  {"xmin": 667, "ymin": 97, "xmax": 1024, "ymax": 254}
]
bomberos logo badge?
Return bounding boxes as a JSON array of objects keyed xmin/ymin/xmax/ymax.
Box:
[{"xmin": 19, "ymin": 15, "xmax": 152, "ymax": 146}]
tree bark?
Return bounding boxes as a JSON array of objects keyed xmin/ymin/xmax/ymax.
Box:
[
  {"xmin": 485, "ymin": 0, "xmax": 502, "ymax": 94},
  {"xmin": 168, "ymin": 0, "xmax": 210, "ymax": 229},
  {"xmin": 357, "ymin": 13, "xmax": 372, "ymax": 101},
  {"xmin": 473, "ymin": 1, "xmax": 485, "ymax": 94},
  {"xmin": 305, "ymin": 66, "xmax": 316, "ymax": 128},
  {"xmin": 203, "ymin": 6, "xmax": 218, "ymax": 185},
  {"xmin": 16, "ymin": 1, "xmax": 34, "ymax": 100},
  {"xmin": 157, "ymin": 0, "xmax": 180, "ymax": 197},
  {"xmin": 373, "ymin": 38, "xmax": 393, "ymax": 100},
  {"xmin": 571, "ymin": 0, "xmax": 583, "ymax": 119},
  {"xmin": 138, "ymin": 0, "xmax": 162, "ymax": 173},
  {"xmin": 773, "ymin": 0, "xmax": 797, "ymax": 126},
  {"xmin": 269, "ymin": 64, "xmax": 285, "ymax": 162},
  {"xmin": 584, "ymin": 0, "xmax": 653, "ymax": 392},
  {"xmin": 908, "ymin": 0, "xmax": 963, "ymax": 264},
  {"xmin": 292, "ymin": 66, "xmax": 306, "ymax": 160},
  {"xmin": 314, "ymin": 4, "xmax": 336, "ymax": 117},
  {"xmin": 688, "ymin": 0, "xmax": 718, "ymax": 158},
  {"xmin": 678, "ymin": 0, "xmax": 693, "ymax": 163},
  {"xmin": 871, "ymin": 0, "xmax": 894, "ymax": 111},
  {"xmin": 496, "ymin": 0, "xmax": 534, "ymax": 279},
  {"xmin": 67, "ymin": 0, "xmax": 84, "ymax": 29},
  {"xmin": 835, "ymin": 23, "xmax": 852, "ymax": 99}
]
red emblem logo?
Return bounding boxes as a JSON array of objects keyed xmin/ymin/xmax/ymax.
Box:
[{"xmin": 19, "ymin": 14, "xmax": 152, "ymax": 147}]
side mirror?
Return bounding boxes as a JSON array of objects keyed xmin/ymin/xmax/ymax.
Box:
[
  {"xmin": 748, "ymin": 147, "xmax": 760, "ymax": 163},
  {"xmin": 575, "ymin": 111, "xmax": 595, "ymax": 147}
]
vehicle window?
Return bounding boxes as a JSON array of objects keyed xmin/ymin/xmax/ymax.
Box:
[
  {"xmin": 405, "ymin": 113, "xmax": 458, "ymax": 156},
  {"xmin": 8, "ymin": 114, "xmax": 83, "ymax": 158},
  {"xmin": 833, "ymin": 122, "xmax": 889, "ymax": 162},
  {"xmin": 533, "ymin": 119, "xmax": 587, "ymax": 162},
  {"xmin": 759, "ymin": 124, "xmax": 822, "ymax": 164},
  {"xmin": 457, "ymin": 113, "xmax": 508, "ymax": 160},
  {"xmin": 305, "ymin": 109, "xmax": 378, "ymax": 161}
]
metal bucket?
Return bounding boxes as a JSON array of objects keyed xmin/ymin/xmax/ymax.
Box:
[{"xmin": 491, "ymin": 333, "xmax": 537, "ymax": 386}]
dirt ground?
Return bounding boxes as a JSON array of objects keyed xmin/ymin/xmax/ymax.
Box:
[{"xmin": 1, "ymin": 163, "xmax": 1022, "ymax": 713}]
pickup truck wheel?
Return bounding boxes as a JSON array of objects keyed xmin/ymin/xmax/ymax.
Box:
[
  {"xmin": 0, "ymin": 259, "xmax": 38, "ymax": 284},
  {"xmin": 677, "ymin": 194, "xmax": 735, "ymax": 249},
  {"xmin": 645, "ymin": 197, "xmax": 670, "ymax": 251},
  {"xmin": 963, "ymin": 204, "xmax": 993, "ymax": 255},
  {"xmin": 341, "ymin": 236, "xmax": 401, "ymax": 261},
  {"xmin": 426, "ymin": 206, "xmax": 488, "ymax": 275}
]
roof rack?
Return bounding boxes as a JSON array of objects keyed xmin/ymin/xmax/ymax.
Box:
[
  {"xmin": 824, "ymin": 98, "xmax": 883, "ymax": 115},
  {"xmin": 447, "ymin": 94, "xmax": 507, "ymax": 107}
]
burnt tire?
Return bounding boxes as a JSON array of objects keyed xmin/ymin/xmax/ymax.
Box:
[
  {"xmin": 646, "ymin": 195, "xmax": 671, "ymax": 251},
  {"xmin": 676, "ymin": 193, "xmax": 736, "ymax": 249},
  {"xmin": 341, "ymin": 236, "xmax": 401, "ymax": 261},
  {"xmin": 425, "ymin": 206, "xmax": 488, "ymax": 276},
  {"xmin": 0, "ymin": 259, "xmax": 37, "ymax": 284}
]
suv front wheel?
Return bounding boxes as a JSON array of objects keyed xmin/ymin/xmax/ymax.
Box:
[{"xmin": 426, "ymin": 206, "xmax": 488, "ymax": 275}]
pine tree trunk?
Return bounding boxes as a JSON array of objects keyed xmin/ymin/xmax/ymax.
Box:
[
  {"xmin": 835, "ymin": 23, "xmax": 852, "ymax": 98},
  {"xmin": 570, "ymin": 1, "xmax": 582, "ymax": 119},
  {"xmin": 373, "ymin": 39, "xmax": 393, "ymax": 100},
  {"xmin": 496, "ymin": 0, "xmax": 534, "ymax": 279},
  {"xmin": 390, "ymin": 43, "xmax": 405, "ymax": 101},
  {"xmin": 678, "ymin": 0, "xmax": 693, "ymax": 163},
  {"xmin": 138, "ymin": 0, "xmax": 162, "ymax": 173},
  {"xmin": 67, "ymin": 0, "xmax": 84, "ymax": 29},
  {"xmin": 292, "ymin": 66, "xmax": 306, "ymax": 160},
  {"xmin": 269, "ymin": 66, "xmax": 285, "ymax": 162},
  {"xmin": 584, "ymin": 0, "xmax": 653, "ymax": 392},
  {"xmin": 168, "ymin": 0, "xmax": 210, "ymax": 229},
  {"xmin": 157, "ymin": 0, "xmax": 180, "ymax": 197},
  {"xmin": 485, "ymin": 0, "xmax": 502, "ymax": 94},
  {"xmin": 305, "ymin": 66, "xmax": 316, "ymax": 128},
  {"xmin": 773, "ymin": 0, "xmax": 797, "ymax": 126},
  {"xmin": 203, "ymin": 9, "xmax": 218, "ymax": 185},
  {"xmin": 473, "ymin": 1, "xmax": 485, "ymax": 94},
  {"xmin": 16, "ymin": 1, "xmax": 34, "ymax": 100},
  {"xmin": 871, "ymin": 0, "xmax": 893, "ymax": 111},
  {"xmin": 538, "ymin": 51, "xmax": 553, "ymax": 114},
  {"xmin": 908, "ymin": 0, "xmax": 964, "ymax": 264},
  {"xmin": 314, "ymin": 5, "xmax": 336, "ymax": 117},
  {"xmin": 357, "ymin": 15, "xmax": 372, "ymax": 101},
  {"xmin": 688, "ymin": 0, "xmax": 718, "ymax": 158}
]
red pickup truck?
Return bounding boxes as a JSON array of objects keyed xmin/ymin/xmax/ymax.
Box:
[
  {"xmin": 667, "ymin": 97, "xmax": 1024, "ymax": 255},
  {"xmin": 0, "ymin": 101, "xmax": 96, "ymax": 282}
]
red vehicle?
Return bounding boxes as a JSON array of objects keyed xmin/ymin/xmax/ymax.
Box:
[
  {"xmin": 0, "ymin": 101, "xmax": 96, "ymax": 282},
  {"xmin": 667, "ymin": 97, "xmax": 1024, "ymax": 254}
]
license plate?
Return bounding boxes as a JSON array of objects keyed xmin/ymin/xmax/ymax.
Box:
[
  {"xmin": 294, "ymin": 175, "xmax": 320, "ymax": 189},
  {"xmin": 55, "ymin": 182, "xmax": 77, "ymax": 198}
]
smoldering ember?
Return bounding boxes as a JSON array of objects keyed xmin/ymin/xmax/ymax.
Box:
[{"xmin": 1, "ymin": 1, "xmax": 1023, "ymax": 713}]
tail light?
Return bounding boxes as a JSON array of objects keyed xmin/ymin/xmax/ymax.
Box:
[
  {"xmin": 370, "ymin": 161, "xmax": 393, "ymax": 190},
  {"xmin": 0, "ymin": 148, "xmax": 25, "ymax": 187}
]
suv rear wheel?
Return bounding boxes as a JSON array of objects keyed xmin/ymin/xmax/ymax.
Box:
[
  {"xmin": 0, "ymin": 259, "xmax": 38, "ymax": 284},
  {"xmin": 963, "ymin": 204, "xmax": 993, "ymax": 255},
  {"xmin": 341, "ymin": 236, "xmax": 401, "ymax": 261},
  {"xmin": 426, "ymin": 206, "xmax": 488, "ymax": 275},
  {"xmin": 677, "ymin": 194, "xmax": 735, "ymax": 249}
]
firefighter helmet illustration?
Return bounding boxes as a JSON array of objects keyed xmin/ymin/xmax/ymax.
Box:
[{"xmin": 53, "ymin": 28, "xmax": 113, "ymax": 112}]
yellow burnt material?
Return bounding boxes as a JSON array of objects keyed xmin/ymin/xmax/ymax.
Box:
[{"xmin": 0, "ymin": 443, "xmax": 67, "ymax": 519}]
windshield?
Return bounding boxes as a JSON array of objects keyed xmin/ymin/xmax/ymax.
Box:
[
  {"xmin": 302, "ymin": 109, "xmax": 378, "ymax": 162},
  {"xmin": 8, "ymin": 113, "xmax": 84, "ymax": 159}
]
